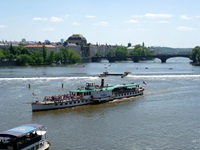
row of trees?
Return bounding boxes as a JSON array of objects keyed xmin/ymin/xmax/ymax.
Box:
[
  {"xmin": 4, "ymin": 43, "xmax": 200, "ymax": 65},
  {"xmin": 106, "ymin": 44, "xmax": 154, "ymax": 61},
  {"xmin": 0, "ymin": 45, "xmax": 81, "ymax": 65}
]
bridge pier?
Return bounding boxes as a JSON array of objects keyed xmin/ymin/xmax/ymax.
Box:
[
  {"xmin": 131, "ymin": 56, "xmax": 139, "ymax": 62},
  {"xmin": 133, "ymin": 59, "xmax": 139, "ymax": 62},
  {"xmin": 107, "ymin": 57, "xmax": 116, "ymax": 62},
  {"xmin": 161, "ymin": 58, "xmax": 167, "ymax": 63},
  {"xmin": 91, "ymin": 57, "xmax": 100, "ymax": 62}
]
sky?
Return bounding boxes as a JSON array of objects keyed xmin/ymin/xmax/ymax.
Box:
[{"xmin": 0, "ymin": 0, "xmax": 200, "ymax": 48}]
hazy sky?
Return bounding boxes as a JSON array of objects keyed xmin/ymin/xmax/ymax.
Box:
[{"xmin": 0, "ymin": 0, "xmax": 200, "ymax": 48}]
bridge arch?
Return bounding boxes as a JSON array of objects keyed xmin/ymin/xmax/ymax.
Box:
[
  {"xmin": 91, "ymin": 57, "xmax": 117, "ymax": 62},
  {"xmin": 155, "ymin": 54, "xmax": 190, "ymax": 63},
  {"xmin": 91, "ymin": 54, "xmax": 190, "ymax": 63}
]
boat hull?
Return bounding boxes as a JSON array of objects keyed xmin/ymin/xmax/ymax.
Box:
[
  {"xmin": 32, "ymin": 99, "xmax": 95, "ymax": 111},
  {"xmin": 32, "ymin": 91, "xmax": 143, "ymax": 111},
  {"xmin": 115, "ymin": 91, "xmax": 143, "ymax": 99}
]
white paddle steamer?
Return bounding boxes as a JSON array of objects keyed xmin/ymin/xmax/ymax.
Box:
[{"xmin": 31, "ymin": 79, "xmax": 144, "ymax": 111}]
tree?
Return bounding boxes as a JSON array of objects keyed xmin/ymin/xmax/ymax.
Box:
[
  {"xmin": 107, "ymin": 46, "xmax": 128, "ymax": 61},
  {"xmin": 8, "ymin": 43, "xmax": 16, "ymax": 56},
  {"xmin": 60, "ymin": 48, "xmax": 69, "ymax": 63},
  {"xmin": 17, "ymin": 54, "xmax": 33, "ymax": 66},
  {"xmin": 47, "ymin": 51, "xmax": 55, "ymax": 65},
  {"xmin": 70, "ymin": 52, "xmax": 81, "ymax": 63},
  {"xmin": 54, "ymin": 51, "xmax": 63, "ymax": 63},
  {"xmin": 115, "ymin": 46, "xmax": 128, "ymax": 61},
  {"xmin": 0, "ymin": 49, "xmax": 6, "ymax": 59},
  {"xmin": 190, "ymin": 46, "xmax": 200, "ymax": 63},
  {"xmin": 107, "ymin": 48, "xmax": 115, "ymax": 57},
  {"xmin": 31, "ymin": 51, "xmax": 44, "ymax": 65},
  {"xmin": 16, "ymin": 45, "xmax": 31, "ymax": 55},
  {"xmin": 60, "ymin": 47, "xmax": 81, "ymax": 64},
  {"xmin": 42, "ymin": 44, "xmax": 47, "ymax": 63},
  {"xmin": 130, "ymin": 44, "xmax": 153, "ymax": 56}
]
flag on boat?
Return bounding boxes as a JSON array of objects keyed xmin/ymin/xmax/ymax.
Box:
[{"xmin": 143, "ymin": 81, "xmax": 147, "ymax": 85}]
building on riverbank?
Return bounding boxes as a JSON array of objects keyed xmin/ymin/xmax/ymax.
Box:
[
  {"xmin": 0, "ymin": 34, "xmax": 117, "ymax": 65},
  {"xmin": 65, "ymin": 34, "xmax": 116, "ymax": 58},
  {"xmin": 24, "ymin": 44, "xmax": 61, "ymax": 54}
]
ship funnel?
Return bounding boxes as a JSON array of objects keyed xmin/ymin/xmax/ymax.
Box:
[{"xmin": 101, "ymin": 79, "xmax": 104, "ymax": 87}]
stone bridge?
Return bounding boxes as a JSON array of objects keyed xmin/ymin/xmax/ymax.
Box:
[{"xmin": 91, "ymin": 54, "xmax": 190, "ymax": 63}]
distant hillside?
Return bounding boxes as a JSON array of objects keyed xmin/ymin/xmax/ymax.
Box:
[{"xmin": 149, "ymin": 47, "xmax": 192, "ymax": 55}]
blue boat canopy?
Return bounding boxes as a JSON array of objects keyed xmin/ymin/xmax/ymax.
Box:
[{"xmin": 0, "ymin": 124, "xmax": 44, "ymax": 138}]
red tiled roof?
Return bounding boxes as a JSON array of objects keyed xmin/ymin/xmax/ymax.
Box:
[{"xmin": 24, "ymin": 44, "xmax": 56, "ymax": 48}]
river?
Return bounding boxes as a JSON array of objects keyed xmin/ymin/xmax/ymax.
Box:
[{"xmin": 0, "ymin": 58, "xmax": 200, "ymax": 150}]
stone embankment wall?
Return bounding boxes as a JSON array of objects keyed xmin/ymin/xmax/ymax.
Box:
[{"xmin": 0, "ymin": 59, "xmax": 17, "ymax": 66}]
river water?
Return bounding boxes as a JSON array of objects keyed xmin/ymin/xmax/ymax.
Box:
[{"xmin": 0, "ymin": 58, "xmax": 200, "ymax": 150}]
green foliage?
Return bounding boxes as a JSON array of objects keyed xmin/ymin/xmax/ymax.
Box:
[
  {"xmin": 60, "ymin": 48, "xmax": 69, "ymax": 63},
  {"xmin": 1, "ymin": 45, "xmax": 81, "ymax": 66},
  {"xmin": 17, "ymin": 54, "xmax": 33, "ymax": 66},
  {"xmin": 70, "ymin": 53, "xmax": 81, "ymax": 63},
  {"xmin": 95, "ymin": 53, "xmax": 100, "ymax": 57},
  {"xmin": 60, "ymin": 47, "xmax": 81, "ymax": 64},
  {"xmin": 107, "ymin": 46, "xmax": 128, "ymax": 61},
  {"xmin": 31, "ymin": 51, "xmax": 44, "ymax": 65},
  {"xmin": 54, "ymin": 51, "xmax": 63, "ymax": 63},
  {"xmin": 47, "ymin": 51, "xmax": 55, "ymax": 65},
  {"xmin": 130, "ymin": 44, "xmax": 153, "ymax": 56},
  {"xmin": 107, "ymin": 48, "xmax": 115, "ymax": 57},
  {"xmin": 16, "ymin": 45, "xmax": 31, "ymax": 55},
  {"xmin": 115, "ymin": 46, "xmax": 128, "ymax": 60},
  {"xmin": 106, "ymin": 45, "xmax": 153, "ymax": 61},
  {"xmin": 42, "ymin": 45, "xmax": 47, "ymax": 63},
  {"xmin": 0, "ymin": 49, "xmax": 6, "ymax": 59},
  {"xmin": 190, "ymin": 46, "xmax": 200, "ymax": 63},
  {"xmin": 8, "ymin": 44, "xmax": 17, "ymax": 56}
]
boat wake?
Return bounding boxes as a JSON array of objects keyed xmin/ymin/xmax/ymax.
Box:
[
  {"xmin": 0, "ymin": 74, "xmax": 200, "ymax": 81},
  {"xmin": 128, "ymin": 74, "xmax": 200, "ymax": 79},
  {"xmin": 0, "ymin": 76, "xmax": 99, "ymax": 81}
]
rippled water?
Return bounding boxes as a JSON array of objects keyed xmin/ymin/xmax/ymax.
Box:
[{"xmin": 1, "ymin": 58, "xmax": 200, "ymax": 150}]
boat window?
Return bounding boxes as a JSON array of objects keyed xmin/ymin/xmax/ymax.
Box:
[
  {"xmin": 77, "ymin": 92, "xmax": 83, "ymax": 96},
  {"xmin": 86, "ymin": 82, "xmax": 95, "ymax": 86},
  {"xmin": 70, "ymin": 102, "xmax": 72, "ymax": 104},
  {"xmin": 74, "ymin": 102, "xmax": 76, "ymax": 104},
  {"xmin": 65, "ymin": 103, "xmax": 68, "ymax": 105}
]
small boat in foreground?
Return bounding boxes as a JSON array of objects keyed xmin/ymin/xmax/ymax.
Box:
[
  {"xmin": 31, "ymin": 79, "xmax": 144, "ymax": 112},
  {"xmin": 0, "ymin": 123, "xmax": 50, "ymax": 150}
]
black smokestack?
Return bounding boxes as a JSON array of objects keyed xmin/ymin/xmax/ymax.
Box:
[{"xmin": 101, "ymin": 79, "xmax": 104, "ymax": 87}]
